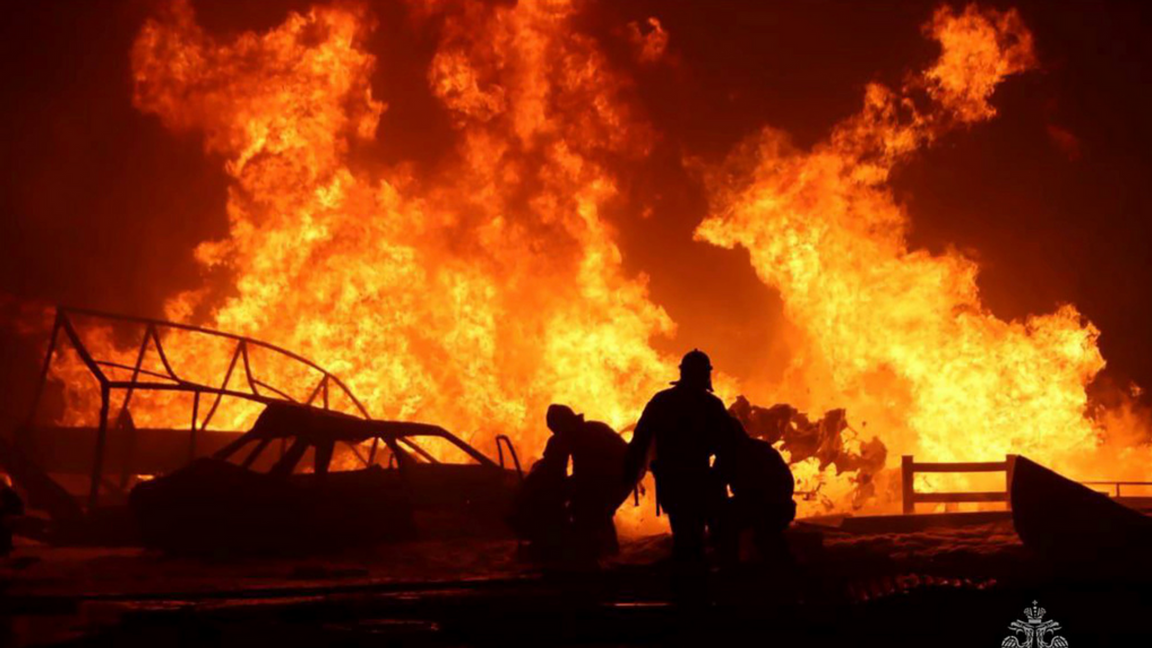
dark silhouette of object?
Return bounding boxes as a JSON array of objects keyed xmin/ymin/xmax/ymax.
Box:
[
  {"xmin": 131, "ymin": 402, "xmax": 519, "ymax": 554},
  {"xmin": 728, "ymin": 396, "xmax": 796, "ymax": 445},
  {"xmin": 22, "ymin": 307, "xmax": 376, "ymax": 517},
  {"xmin": 728, "ymin": 395, "xmax": 886, "ymax": 507},
  {"xmin": 511, "ymin": 405, "xmax": 630, "ymax": 562},
  {"xmin": 541, "ymin": 404, "xmax": 630, "ymax": 559},
  {"xmin": 0, "ymin": 435, "xmax": 81, "ymax": 525},
  {"xmin": 0, "ymin": 483, "xmax": 24, "ymax": 556},
  {"xmin": 624, "ymin": 349, "xmax": 741, "ymax": 600},
  {"xmin": 730, "ymin": 395, "xmax": 878, "ymax": 470},
  {"xmin": 1011, "ymin": 455, "xmax": 1152, "ymax": 577},
  {"xmin": 714, "ymin": 427, "xmax": 796, "ymax": 565},
  {"xmin": 509, "ymin": 449, "xmax": 571, "ymax": 560}
]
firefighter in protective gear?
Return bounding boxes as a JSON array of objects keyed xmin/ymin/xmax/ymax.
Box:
[
  {"xmin": 540, "ymin": 404, "xmax": 631, "ymax": 558},
  {"xmin": 623, "ymin": 349, "xmax": 741, "ymax": 598},
  {"xmin": 713, "ymin": 427, "xmax": 796, "ymax": 565},
  {"xmin": 511, "ymin": 405, "xmax": 630, "ymax": 561}
]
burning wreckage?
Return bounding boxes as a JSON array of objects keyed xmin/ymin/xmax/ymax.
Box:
[
  {"xmin": 1, "ymin": 307, "xmax": 886, "ymax": 553},
  {"xmin": 0, "ymin": 307, "xmax": 524, "ymax": 551},
  {"xmin": 728, "ymin": 396, "xmax": 888, "ymax": 509},
  {"xmin": 4, "ymin": 306, "xmax": 1149, "ymax": 572}
]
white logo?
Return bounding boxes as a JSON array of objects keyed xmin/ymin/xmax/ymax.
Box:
[{"xmin": 1002, "ymin": 601, "xmax": 1068, "ymax": 648}]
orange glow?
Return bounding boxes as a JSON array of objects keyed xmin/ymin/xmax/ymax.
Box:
[
  {"xmin": 37, "ymin": 2, "xmax": 1152, "ymax": 526},
  {"xmin": 698, "ymin": 5, "xmax": 1145, "ymax": 510},
  {"xmin": 127, "ymin": 0, "xmax": 674, "ymax": 466}
]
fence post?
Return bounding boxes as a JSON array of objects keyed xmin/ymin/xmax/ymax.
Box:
[
  {"xmin": 1005, "ymin": 454, "xmax": 1017, "ymax": 511},
  {"xmin": 902, "ymin": 455, "xmax": 915, "ymax": 514},
  {"xmin": 88, "ymin": 384, "xmax": 111, "ymax": 511}
]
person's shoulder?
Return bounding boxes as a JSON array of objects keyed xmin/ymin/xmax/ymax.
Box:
[
  {"xmin": 746, "ymin": 437, "xmax": 790, "ymax": 470},
  {"xmin": 584, "ymin": 420, "xmax": 619, "ymax": 436},
  {"xmin": 584, "ymin": 420, "xmax": 628, "ymax": 446},
  {"xmin": 645, "ymin": 387, "xmax": 678, "ymax": 406},
  {"xmin": 542, "ymin": 432, "xmax": 566, "ymax": 452},
  {"xmin": 748, "ymin": 436, "xmax": 782, "ymax": 456},
  {"xmin": 702, "ymin": 390, "xmax": 729, "ymax": 410}
]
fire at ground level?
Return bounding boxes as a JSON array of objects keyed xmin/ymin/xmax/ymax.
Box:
[
  {"xmin": 7, "ymin": 1, "xmax": 1152, "ymax": 644},
  {"xmin": 3, "ymin": 309, "xmax": 1152, "ymax": 645}
]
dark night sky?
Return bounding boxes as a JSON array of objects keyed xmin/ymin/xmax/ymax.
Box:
[{"xmin": 3, "ymin": 0, "xmax": 1152, "ymax": 423}]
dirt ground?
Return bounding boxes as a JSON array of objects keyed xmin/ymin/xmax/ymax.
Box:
[{"xmin": 1, "ymin": 519, "xmax": 1148, "ymax": 647}]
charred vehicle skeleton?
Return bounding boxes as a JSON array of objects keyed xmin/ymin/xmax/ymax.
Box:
[{"xmin": 1, "ymin": 307, "xmax": 523, "ymax": 551}]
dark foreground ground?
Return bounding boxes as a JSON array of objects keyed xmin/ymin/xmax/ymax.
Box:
[{"xmin": 2, "ymin": 520, "xmax": 1150, "ymax": 647}]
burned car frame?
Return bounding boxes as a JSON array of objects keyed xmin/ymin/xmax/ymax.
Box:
[
  {"xmin": 3, "ymin": 307, "xmax": 523, "ymax": 550},
  {"xmin": 132, "ymin": 403, "xmax": 524, "ymax": 552}
]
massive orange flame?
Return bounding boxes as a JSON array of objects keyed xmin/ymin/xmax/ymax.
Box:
[
  {"xmin": 130, "ymin": 0, "xmax": 674, "ymax": 460},
  {"xmin": 37, "ymin": 1, "xmax": 1150, "ymax": 523},
  {"xmin": 698, "ymin": 5, "xmax": 1145, "ymax": 506}
]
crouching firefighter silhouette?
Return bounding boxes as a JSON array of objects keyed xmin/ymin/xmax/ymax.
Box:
[
  {"xmin": 624, "ymin": 349, "xmax": 739, "ymax": 599},
  {"xmin": 714, "ymin": 426, "xmax": 796, "ymax": 566},
  {"xmin": 544, "ymin": 405, "xmax": 631, "ymax": 558},
  {"xmin": 509, "ymin": 443, "xmax": 570, "ymax": 561},
  {"xmin": 511, "ymin": 405, "xmax": 630, "ymax": 561}
]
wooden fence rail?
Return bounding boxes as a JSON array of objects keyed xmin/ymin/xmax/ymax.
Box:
[
  {"xmin": 901, "ymin": 454, "xmax": 1017, "ymax": 515},
  {"xmin": 901, "ymin": 454, "xmax": 1152, "ymax": 515}
]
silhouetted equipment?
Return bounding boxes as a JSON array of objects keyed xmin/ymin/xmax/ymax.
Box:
[
  {"xmin": 0, "ymin": 483, "xmax": 23, "ymax": 556},
  {"xmin": 1011, "ymin": 455, "xmax": 1152, "ymax": 573},
  {"xmin": 0, "ymin": 435, "xmax": 82, "ymax": 523},
  {"xmin": 2, "ymin": 307, "xmax": 523, "ymax": 550},
  {"xmin": 13, "ymin": 307, "xmax": 371, "ymax": 512}
]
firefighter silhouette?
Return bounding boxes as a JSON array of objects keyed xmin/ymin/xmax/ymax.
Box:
[{"xmin": 624, "ymin": 349, "xmax": 740, "ymax": 599}]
